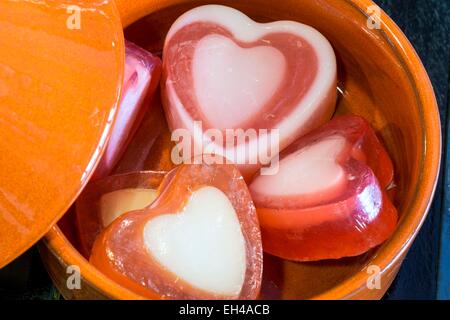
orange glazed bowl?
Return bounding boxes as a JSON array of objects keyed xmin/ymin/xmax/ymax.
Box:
[{"xmin": 39, "ymin": 0, "xmax": 441, "ymax": 300}]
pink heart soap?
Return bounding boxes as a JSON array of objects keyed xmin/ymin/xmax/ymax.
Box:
[
  {"xmin": 93, "ymin": 41, "xmax": 162, "ymax": 180},
  {"xmin": 162, "ymin": 5, "xmax": 337, "ymax": 178},
  {"xmin": 249, "ymin": 115, "xmax": 397, "ymax": 261}
]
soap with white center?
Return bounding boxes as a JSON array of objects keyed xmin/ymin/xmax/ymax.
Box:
[
  {"xmin": 249, "ymin": 115, "xmax": 397, "ymax": 261},
  {"xmin": 93, "ymin": 41, "xmax": 162, "ymax": 180},
  {"xmin": 90, "ymin": 162, "xmax": 263, "ymax": 300},
  {"xmin": 76, "ymin": 171, "xmax": 165, "ymax": 258},
  {"xmin": 162, "ymin": 5, "xmax": 337, "ymax": 179},
  {"xmin": 144, "ymin": 186, "xmax": 246, "ymax": 296}
]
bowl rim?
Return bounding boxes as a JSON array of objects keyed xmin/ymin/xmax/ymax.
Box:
[{"xmin": 42, "ymin": 0, "xmax": 441, "ymax": 300}]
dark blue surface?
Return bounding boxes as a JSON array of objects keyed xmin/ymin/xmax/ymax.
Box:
[
  {"xmin": 439, "ymin": 97, "xmax": 450, "ymax": 299},
  {"xmin": 0, "ymin": 0, "xmax": 449, "ymax": 300},
  {"xmin": 374, "ymin": 0, "xmax": 450, "ymax": 300}
]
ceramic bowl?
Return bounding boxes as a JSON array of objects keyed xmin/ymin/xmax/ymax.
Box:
[{"xmin": 39, "ymin": 0, "xmax": 441, "ymax": 299}]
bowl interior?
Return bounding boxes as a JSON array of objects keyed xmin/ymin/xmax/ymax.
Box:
[{"xmin": 57, "ymin": 0, "xmax": 432, "ymax": 299}]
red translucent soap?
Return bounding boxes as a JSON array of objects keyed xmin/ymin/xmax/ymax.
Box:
[
  {"xmin": 113, "ymin": 96, "xmax": 176, "ymax": 174},
  {"xmin": 162, "ymin": 5, "xmax": 337, "ymax": 179},
  {"xmin": 90, "ymin": 162, "xmax": 263, "ymax": 299},
  {"xmin": 76, "ymin": 171, "xmax": 165, "ymax": 258},
  {"xmin": 249, "ymin": 115, "xmax": 398, "ymax": 261},
  {"xmin": 93, "ymin": 41, "xmax": 162, "ymax": 180}
]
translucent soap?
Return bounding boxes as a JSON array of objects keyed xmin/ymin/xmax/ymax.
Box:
[
  {"xmin": 161, "ymin": 5, "xmax": 337, "ymax": 179},
  {"xmin": 112, "ymin": 96, "xmax": 176, "ymax": 174},
  {"xmin": 93, "ymin": 41, "xmax": 162, "ymax": 180},
  {"xmin": 249, "ymin": 115, "xmax": 398, "ymax": 261},
  {"xmin": 90, "ymin": 162, "xmax": 263, "ymax": 300},
  {"xmin": 76, "ymin": 171, "xmax": 165, "ymax": 258}
]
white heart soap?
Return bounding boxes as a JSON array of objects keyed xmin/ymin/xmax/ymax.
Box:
[
  {"xmin": 143, "ymin": 186, "xmax": 246, "ymax": 296},
  {"xmin": 251, "ymin": 135, "xmax": 347, "ymax": 197},
  {"xmin": 193, "ymin": 34, "xmax": 286, "ymax": 129}
]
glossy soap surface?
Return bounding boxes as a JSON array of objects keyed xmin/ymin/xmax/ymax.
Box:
[
  {"xmin": 161, "ymin": 5, "xmax": 337, "ymax": 179},
  {"xmin": 250, "ymin": 115, "xmax": 398, "ymax": 261},
  {"xmin": 76, "ymin": 171, "xmax": 166, "ymax": 258},
  {"xmin": 90, "ymin": 163, "xmax": 263, "ymax": 300},
  {"xmin": 92, "ymin": 41, "xmax": 161, "ymax": 180},
  {"xmin": 0, "ymin": 0, "xmax": 124, "ymax": 267}
]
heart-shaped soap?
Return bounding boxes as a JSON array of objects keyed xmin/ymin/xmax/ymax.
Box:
[
  {"xmin": 76, "ymin": 171, "xmax": 165, "ymax": 258},
  {"xmin": 93, "ymin": 41, "xmax": 162, "ymax": 180},
  {"xmin": 90, "ymin": 162, "xmax": 263, "ymax": 299},
  {"xmin": 249, "ymin": 115, "xmax": 397, "ymax": 261},
  {"xmin": 113, "ymin": 96, "xmax": 177, "ymax": 174},
  {"xmin": 162, "ymin": 5, "xmax": 337, "ymax": 178}
]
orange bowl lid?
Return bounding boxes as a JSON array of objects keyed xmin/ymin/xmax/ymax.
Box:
[{"xmin": 0, "ymin": 0, "xmax": 125, "ymax": 267}]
